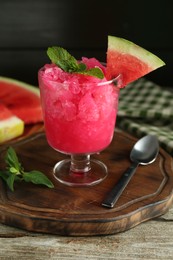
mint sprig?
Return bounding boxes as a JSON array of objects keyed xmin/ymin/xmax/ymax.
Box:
[
  {"xmin": 47, "ymin": 46, "xmax": 104, "ymax": 79},
  {"xmin": 0, "ymin": 147, "xmax": 54, "ymax": 191}
]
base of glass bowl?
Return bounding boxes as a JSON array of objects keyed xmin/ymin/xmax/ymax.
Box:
[{"xmin": 53, "ymin": 158, "xmax": 108, "ymax": 187}]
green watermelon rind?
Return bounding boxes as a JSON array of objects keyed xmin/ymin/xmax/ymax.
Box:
[
  {"xmin": 108, "ymin": 36, "xmax": 166, "ymax": 69},
  {"xmin": 0, "ymin": 76, "xmax": 40, "ymax": 96},
  {"xmin": 0, "ymin": 116, "xmax": 24, "ymax": 143}
]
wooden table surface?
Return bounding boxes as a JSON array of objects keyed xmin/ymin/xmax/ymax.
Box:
[
  {"xmin": 0, "ymin": 207, "xmax": 172, "ymax": 259},
  {"xmin": 0, "ymin": 127, "xmax": 173, "ymax": 259}
]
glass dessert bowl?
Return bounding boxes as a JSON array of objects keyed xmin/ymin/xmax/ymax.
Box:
[{"xmin": 38, "ymin": 58, "xmax": 121, "ymax": 186}]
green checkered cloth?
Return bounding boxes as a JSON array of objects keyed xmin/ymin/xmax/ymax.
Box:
[{"xmin": 117, "ymin": 78, "xmax": 173, "ymax": 155}]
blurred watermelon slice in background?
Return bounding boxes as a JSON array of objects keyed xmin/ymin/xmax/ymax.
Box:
[{"xmin": 0, "ymin": 76, "xmax": 43, "ymax": 143}]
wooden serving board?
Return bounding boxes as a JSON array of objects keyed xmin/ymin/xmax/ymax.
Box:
[{"xmin": 0, "ymin": 128, "xmax": 173, "ymax": 236}]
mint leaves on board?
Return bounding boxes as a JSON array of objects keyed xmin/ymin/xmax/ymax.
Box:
[
  {"xmin": 47, "ymin": 46, "xmax": 104, "ymax": 79},
  {"xmin": 0, "ymin": 147, "xmax": 54, "ymax": 191}
]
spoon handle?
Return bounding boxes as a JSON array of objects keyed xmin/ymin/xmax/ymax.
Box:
[{"xmin": 102, "ymin": 162, "xmax": 138, "ymax": 208}]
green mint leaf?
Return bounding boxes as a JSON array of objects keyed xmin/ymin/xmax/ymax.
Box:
[
  {"xmin": 0, "ymin": 171, "xmax": 18, "ymax": 191},
  {"xmin": 5, "ymin": 147, "xmax": 21, "ymax": 172},
  {"xmin": 47, "ymin": 46, "xmax": 105, "ymax": 79},
  {"xmin": 78, "ymin": 62, "xmax": 87, "ymax": 71},
  {"xmin": 47, "ymin": 46, "xmax": 79, "ymax": 72},
  {"xmin": 23, "ymin": 171, "xmax": 54, "ymax": 188},
  {"xmin": 6, "ymin": 174, "xmax": 16, "ymax": 191},
  {"xmin": 0, "ymin": 170, "xmax": 9, "ymax": 182},
  {"xmin": 78, "ymin": 67, "xmax": 104, "ymax": 79},
  {"xmin": 0, "ymin": 147, "xmax": 54, "ymax": 191},
  {"xmin": 9, "ymin": 167, "xmax": 19, "ymax": 174}
]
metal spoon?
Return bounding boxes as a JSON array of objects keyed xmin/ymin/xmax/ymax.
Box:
[{"xmin": 102, "ymin": 135, "xmax": 159, "ymax": 208}]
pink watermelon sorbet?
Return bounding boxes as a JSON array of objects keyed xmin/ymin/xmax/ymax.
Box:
[{"xmin": 38, "ymin": 57, "xmax": 119, "ymax": 154}]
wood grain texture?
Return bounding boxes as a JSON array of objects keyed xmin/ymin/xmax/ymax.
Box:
[
  {"xmin": 0, "ymin": 129, "xmax": 172, "ymax": 236},
  {"xmin": 0, "ymin": 208, "xmax": 172, "ymax": 259}
]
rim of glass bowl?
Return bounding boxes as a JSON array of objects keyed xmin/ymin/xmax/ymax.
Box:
[{"xmin": 38, "ymin": 67, "xmax": 122, "ymax": 88}]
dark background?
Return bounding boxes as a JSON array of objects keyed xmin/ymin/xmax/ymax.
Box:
[{"xmin": 0, "ymin": 0, "xmax": 171, "ymax": 86}]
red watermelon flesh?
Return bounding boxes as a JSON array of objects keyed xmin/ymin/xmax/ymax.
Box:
[
  {"xmin": 0, "ymin": 103, "xmax": 13, "ymax": 120},
  {"xmin": 0, "ymin": 77, "xmax": 43, "ymax": 124},
  {"xmin": 106, "ymin": 36, "xmax": 165, "ymax": 87}
]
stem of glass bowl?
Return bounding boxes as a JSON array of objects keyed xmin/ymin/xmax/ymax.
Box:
[{"xmin": 70, "ymin": 154, "xmax": 91, "ymax": 174}]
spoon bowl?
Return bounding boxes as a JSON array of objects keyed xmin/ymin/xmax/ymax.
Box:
[
  {"xmin": 130, "ymin": 135, "xmax": 159, "ymax": 165},
  {"xmin": 102, "ymin": 135, "xmax": 159, "ymax": 208}
]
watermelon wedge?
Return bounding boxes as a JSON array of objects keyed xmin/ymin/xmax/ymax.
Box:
[
  {"xmin": 0, "ymin": 77, "xmax": 43, "ymax": 124},
  {"xmin": 0, "ymin": 103, "xmax": 24, "ymax": 143},
  {"xmin": 106, "ymin": 36, "xmax": 166, "ymax": 87}
]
